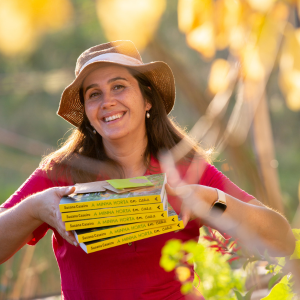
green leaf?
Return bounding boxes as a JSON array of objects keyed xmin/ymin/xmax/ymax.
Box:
[
  {"xmin": 182, "ymin": 240, "xmax": 197, "ymax": 253},
  {"xmin": 233, "ymin": 288, "xmax": 254, "ymax": 300},
  {"xmin": 290, "ymin": 240, "xmax": 300, "ymax": 260},
  {"xmin": 180, "ymin": 282, "xmax": 193, "ymax": 295},
  {"xmin": 274, "ymin": 257, "xmax": 285, "ymax": 273},
  {"xmin": 159, "ymin": 255, "xmax": 177, "ymax": 271},
  {"xmin": 244, "ymin": 287, "xmax": 255, "ymax": 300},
  {"xmin": 262, "ymin": 275, "xmax": 294, "ymax": 300},
  {"xmin": 268, "ymin": 273, "xmax": 283, "ymax": 290},
  {"xmin": 234, "ymin": 290, "xmax": 244, "ymax": 300},
  {"xmin": 262, "ymin": 283, "xmax": 292, "ymax": 300},
  {"xmin": 161, "ymin": 239, "xmax": 182, "ymax": 256},
  {"xmin": 292, "ymin": 228, "xmax": 300, "ymax": 241}
]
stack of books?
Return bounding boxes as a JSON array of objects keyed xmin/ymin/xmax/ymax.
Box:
[{"xmin": 59, "ymin": 173, "xmax": 184, "ymax": 254}]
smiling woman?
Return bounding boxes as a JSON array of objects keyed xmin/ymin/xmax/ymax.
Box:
[{"xmin": 0, "ymin": 40, "xmax": 295, "ymax": 300}]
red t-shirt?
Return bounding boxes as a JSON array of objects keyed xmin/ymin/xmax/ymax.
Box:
[{"xmin": 1, "ymin": 156, "xmax": 254, "ymax": 299}]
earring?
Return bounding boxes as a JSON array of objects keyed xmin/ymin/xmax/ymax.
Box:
[
  {"xmin": 93, "ymin": 129, "xmax": 96, "ymax": 134},
  {"xmin": 146, "ymin": 111, "xmax": 150, "ymax": 119}
]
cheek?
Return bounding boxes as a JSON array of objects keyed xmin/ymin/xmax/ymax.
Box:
[{"xmin": 84, "ymin": 102, "xmax": 98, "ymax": 120}]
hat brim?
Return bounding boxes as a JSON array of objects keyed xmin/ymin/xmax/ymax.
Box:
[{"xmin": 57, "ymin": 60, "xmax": 175, "ymax": 127}]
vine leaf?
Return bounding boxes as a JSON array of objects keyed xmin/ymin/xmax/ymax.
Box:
[
  {"xmin": 268, "ymin": 273, "xmax": 283, "ymax": 290},
  {"xmin": 234, "ymin": 287, "xmax": 254, "ymax": 300},
  {"xmin": 262, "ymin": 275, "xmax": 294, "ymax": 300},
  {"xmin": 234, "ymin": 290, "xmax": 244, "ymax": 300}
]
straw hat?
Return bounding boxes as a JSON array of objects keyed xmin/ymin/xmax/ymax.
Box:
[{"xmin": 57, "ymin": 40, "xmax": 175, "ymax": 127}]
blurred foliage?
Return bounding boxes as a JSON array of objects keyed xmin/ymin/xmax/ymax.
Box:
[
  {"xmin": 96, "ymin": 0, "xmax": 166, "ymax": 51},
  {"xmin": 161, "ymin": 228, "xmax": 300, "ymax": 299},
  {"xmin": 0, "ymin": 0, "xmax": 73, "ymax": 56},
  {"xmin": 160, "ymin": 236, "xmax": 246, "ymax": 299},
  {"xmin": 177, "ymin": 0, "xmax": 300, "ymax": 112}
]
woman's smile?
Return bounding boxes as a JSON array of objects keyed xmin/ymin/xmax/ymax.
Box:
[{"xmin": 102, "ymin": 111, "xmax": 126, "ymax": 123}]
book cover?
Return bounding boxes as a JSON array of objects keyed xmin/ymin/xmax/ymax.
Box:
[
  {"xmin": 61, "ymin": 192, "xmax": 167, "ymax": 222},
  {"xmin": 80, "ymin": 221, "xmax": 184, "ymax": 254},
  {"xmin": 65, "ymin": 210, "xmax": 169, "ymax": 231},
  {"xmin": 73, "ymin": 214, "xmax": 178, "ymax": 243},
  {"xmin": 59, "ymin": 173, "xmax": 166, "ymax": 213},
  {"xmin": 73, "ymin": 202, "xmax": 178, "ymax": 243}
]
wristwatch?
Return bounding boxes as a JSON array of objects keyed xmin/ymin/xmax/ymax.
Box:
[{"xmin": 209, "ymin": 189, "xmax": 227, "ymax": 216}]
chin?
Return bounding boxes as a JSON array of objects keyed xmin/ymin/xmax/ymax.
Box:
[{"xmin": 102, "ymin": 131, "xmax": 130, "ymax": 142}]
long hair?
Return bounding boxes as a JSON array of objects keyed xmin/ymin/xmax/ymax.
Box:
[{"xmin": 41, "ymin": 67, "xmax": 207, "ymax": 184}]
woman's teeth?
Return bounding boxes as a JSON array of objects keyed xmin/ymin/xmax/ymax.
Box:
[{"xmin": 104, "ymin": 113, "xmax": 124, "ymax": 122}]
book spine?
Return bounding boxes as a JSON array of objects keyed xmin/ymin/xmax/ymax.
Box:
[
  {"xmin": 59, "ymin": 194, "xmax": 162, "ymax": 213},
  {"xmin": 61, "ymin": 202, "xmax": 165, "ymax": 222},
  {"xmin": 65, "ymin": 211, "xmax": 168, "ymax": 231},
  {"xmin": 83, "ymin": 221, "xmax": 184, "ymax": 254},
  {"xmin": 75, "ymin": 215, "xmax": 179, "ymax": 243}
]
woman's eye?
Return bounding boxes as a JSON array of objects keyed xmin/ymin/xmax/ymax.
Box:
[
  {"xmin": 113, "ymin": 85, "xmax": 124, "ymax": 91},
  {"xmin": 90, "ymin": 92, "xmax": 100, "ymax": 98}
]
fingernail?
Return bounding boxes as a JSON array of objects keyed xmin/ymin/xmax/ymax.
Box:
[
  {"xmin": 73, "ymin": 241, "xmax": 78, "ymax": 247},
  {"xmin": 65, "ymin": 231, "xmax": 70, "ymax": 236}
]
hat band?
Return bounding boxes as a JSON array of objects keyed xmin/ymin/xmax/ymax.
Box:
[{"xmin": 79, "ymin": 53, "xmax": 143, "ymax": 74}]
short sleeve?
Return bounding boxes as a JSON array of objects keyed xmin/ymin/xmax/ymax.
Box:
[
  {"xmin": 1, "ymin": 168, "xmax": 56, "ymax": 245},
  {"xmin": 199, "ymin": 163, "xmax": 255, "ymax": 203}
]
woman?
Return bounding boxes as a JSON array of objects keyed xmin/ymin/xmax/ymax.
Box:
[{"xmin": 0, "ymin": 40, "xmax": 295, "ymax": 299}]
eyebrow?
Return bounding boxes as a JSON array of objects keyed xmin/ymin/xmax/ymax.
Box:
[{"xmin": 84, "ymin": 77, "xmax": 128, "ymax": 95}]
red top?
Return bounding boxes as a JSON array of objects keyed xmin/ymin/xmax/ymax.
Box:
[{"xmin": 1, "ymin": 156, "xmax": 254, "ymax": 299}]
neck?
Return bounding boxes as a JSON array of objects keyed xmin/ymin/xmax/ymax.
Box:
[{"xmin": 103, "ymin": 134, "xmax": 149, "ymax": 178}]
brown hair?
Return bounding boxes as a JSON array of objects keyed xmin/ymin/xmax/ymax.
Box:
[{"xmin": 41, "ymin": 68, "xmax": 207, "ymax": 184}]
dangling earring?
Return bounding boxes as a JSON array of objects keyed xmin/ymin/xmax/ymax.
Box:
[{"xmin": 146, "ymin": 111, "xmax": 150, "ymax": 119}]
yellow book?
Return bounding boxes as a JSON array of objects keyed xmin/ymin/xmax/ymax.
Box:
[
  {"xmin": 73, "ymin": 214, "xmax": 178, "ymax": 243},
  {"xmin": 59, "ymin": 173, "xmax": 166, "ymax": 212},
  {"xmin": 62, "ymin": 199, "xmax": 167, "ymax": 222},
  {"xmin": 80, "ymin": 221, "xmax": 184, "ymax": 254},
  {"xmin": 65, "ymin": 211, "xmax": 168, "ymax": 231}
]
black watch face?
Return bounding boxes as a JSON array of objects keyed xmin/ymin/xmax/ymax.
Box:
[
  {"xmin": 209, "ymin": 202, "xmax": 227, "ymax": 217},
  {"xmin": 213, "ymin": 202, "xmax": 227, "ymax": 212}
]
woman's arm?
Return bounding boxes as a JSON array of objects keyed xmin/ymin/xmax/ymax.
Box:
[
  {"xmin": 166, "ymin": 184, "xmax": 296, "ymax": 257},
  {"xmin": 0, "ymin": 186, "xmax": 77, "ymax": 264}
]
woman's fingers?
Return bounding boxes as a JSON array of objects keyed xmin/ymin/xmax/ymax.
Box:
[
  {"xmin": 166, "ymin": 183, "xmax": 198, "ymax": 226},
  {"xmin": 180, "ymin": 206, "xmax": 197, "ymax": 226},
  {"xmin": 53, "ymin": 187, "xmax": 78, "ymax": 246},
  {"xmin": 34, "ymin": 186, "xmax": 78, "ymax": 246},
  {"xmin": 165, "ymin": 183, "xmax": 177, "ymax": 197},
  {"xmin": 64, "ymin": 230, "xmax": 78, "ymax": 246},
  {"xmin": 55, "ymin": 210, "xmax": 78, "ymax": 246},
  {"xmin": 54, "ymin": 186, "xmax": 75, "ymax": 198},
  {"xmin": 179, "ymin": 204, "xmax": 193, "ymax": 226}
]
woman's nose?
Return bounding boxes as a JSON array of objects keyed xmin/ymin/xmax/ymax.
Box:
[{"xmin": 100, "ymin": 92, "xmax": 117, "ymax": 110}]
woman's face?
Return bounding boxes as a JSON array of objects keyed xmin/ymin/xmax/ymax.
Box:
[{"xmin": 82, "ymin": 64, "xmax": 152, "ymax": 143}]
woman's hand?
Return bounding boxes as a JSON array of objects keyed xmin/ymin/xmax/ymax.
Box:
[
  {"xmin": 165, "ymin": 183, "xmax": 216, "ymax": 226},
  {"xmin": 29, "ymin": 186, "xmax": 78, "ymax": 246}
]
